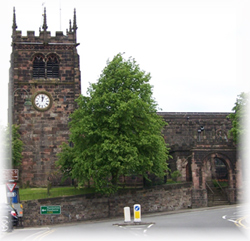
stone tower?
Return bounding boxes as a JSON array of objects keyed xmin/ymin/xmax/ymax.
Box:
[{"xmin": 9, "ymin": 8, "xmax": 81, "ymax": 187}]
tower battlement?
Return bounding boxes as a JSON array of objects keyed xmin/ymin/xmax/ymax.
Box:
[
  {"xmin": 13, "ymin": 30, "xmax": 77, "ymax": 44},
  {"xmin": 12, "ymin": 7, "xmax": 78, "ymax": 45}
]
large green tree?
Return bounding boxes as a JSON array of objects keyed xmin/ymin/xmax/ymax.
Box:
[
  {"xmin": 228, "ymin": 92, "xmax": 249, "ymax": 144},
  {"xmin": 57, "ymin": 53, "xmax": 170, "ymax": 194}
]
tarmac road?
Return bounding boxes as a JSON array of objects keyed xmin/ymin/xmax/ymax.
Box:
[{"xmin": 1, "ymin": 204, "xmax": 249, "ymax": 241}]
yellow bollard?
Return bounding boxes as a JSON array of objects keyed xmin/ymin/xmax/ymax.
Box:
[{"xmin": 133, "ymin": 204, "xmax": 141, "ymax": 222}]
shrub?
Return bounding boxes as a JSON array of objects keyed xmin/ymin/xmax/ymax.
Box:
[{"xmin": 171, "ymin": 170, "xmax": 181, "ymax": 182}]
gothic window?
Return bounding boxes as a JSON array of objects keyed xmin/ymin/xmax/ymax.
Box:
[
  {"xmin": 214, "ymin": 157, "xmax": 228, "ymax": 180},
  {"xmin": 32, "ymin": 54, "xmax": 59, "ymax": 79},
  {"xmin": 216, "ymin": 130, "xmax": 228, "ymax": 142},
  {"xmin": 47, "ymin": 54, "xmax": 59, "ymax": 78},
  {"xmin": 33, "ymin": 55, "xmax": 45, "ymax": 78}
]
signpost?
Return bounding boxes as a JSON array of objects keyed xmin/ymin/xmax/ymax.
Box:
[
  {"xmin": 2, "ymin": 169, "xmax": 19, "ymax": 181},
  {"xmin": 40, "ymin": 206, "xmax": 61, "ymax": 215},
  {"xmin": 7, "ymin": 192, "xmax": 16, "ymax": 198},
  {"xmin": 6, "ymin": 183, "xmax": 17, "ymax": 192},
  {"xmin": 134, "ymin": 204, "xmax": 141, "ymax": 222}
]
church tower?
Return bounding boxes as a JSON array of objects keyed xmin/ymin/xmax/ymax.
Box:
[{"xmin": 9, "ymin": 8, "xmax": 81, "ymax": 187}]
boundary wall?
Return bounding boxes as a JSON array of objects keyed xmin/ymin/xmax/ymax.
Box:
[{"xmin": 21, "ymin": 183, "xmax": 192, "ymax": 227}]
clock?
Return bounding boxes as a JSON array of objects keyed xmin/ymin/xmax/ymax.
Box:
[{"xmin": 32, "ymin": 91, "xmax": 52, "ymax": 111}]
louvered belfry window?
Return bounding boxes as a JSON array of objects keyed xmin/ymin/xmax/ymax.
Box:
[
  {"xmin": 33, "ymin": 55, "xmax": 45, "ymax": 78},
  {"xmin": 47, "ymin": 54, "xmax": 59, "ymax": 78},
  {"xmin": 32, "ymin": 54, "xmax": 59, "ymax": 79}
]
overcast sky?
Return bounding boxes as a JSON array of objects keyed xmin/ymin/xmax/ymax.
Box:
[{"xmin": 0, "ymin": 0, "xmax": 250, "ymax": 126}]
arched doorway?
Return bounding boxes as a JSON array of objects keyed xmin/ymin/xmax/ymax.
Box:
[
  {"xmin": 203, "ymin": 153, "xmax": 235, "ymax": 205},
  {"xmin": 203, "ymin": 153, "xmax": 233, "ymax": 188}
]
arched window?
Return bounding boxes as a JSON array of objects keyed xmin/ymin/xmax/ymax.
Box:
[
  {"xmin": 47, "ymin": 54, "xmax": 59, "ymax": 78},
  {"xmin": 214, "ymin": 157, "xmax": 228, "ymax": 180},
  {"xmin": 33, "ymin": 55, "xmax": 45, "ymax": 78},
  {"xmin": 32, "ymin": 54, "xmax": 60, "ymax": 79}
]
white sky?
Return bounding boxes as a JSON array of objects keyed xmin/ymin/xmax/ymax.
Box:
[{"xmin": 0, "ymin": 0, "xmax": 250, "ymax": 126}]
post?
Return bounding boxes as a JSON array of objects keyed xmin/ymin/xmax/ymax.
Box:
[
  {"xmin": 124, "ymin": 207, "xmax": 131, "ymax": 223},
  {"xmin": 133, "ymin": 204, "xmax": 141, "ymax": 223}
]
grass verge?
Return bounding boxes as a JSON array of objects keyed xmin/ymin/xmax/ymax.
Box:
[
  {"xmin": 19, "ymin": 186, "xmax": 96, "ymax": 201},
  {"xmin": 19, "ymin": 180, "xmax": 181, "ymax": 201}
]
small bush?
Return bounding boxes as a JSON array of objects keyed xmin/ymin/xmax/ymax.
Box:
[{"xmin": 171, "ymin": 170, "xmax": 181, "ymax": 182}]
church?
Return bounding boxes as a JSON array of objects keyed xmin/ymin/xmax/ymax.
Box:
[
  {"xmin": 9, "ymin": 8, "xmax": 241, "ymax": 206},
  {"xmin": 9, "ymin": 8, "xmax": 81, "ymax": 187}
]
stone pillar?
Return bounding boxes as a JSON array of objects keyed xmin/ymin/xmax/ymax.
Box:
[
  {"xmin": 226, "ymin": 188, "xmax": 236, "ymax": 204},
  {"xmin": 236, "ymin": 157, "xmax": 243, "ymax": 189},
  {"xmin": 191, "ymin": 151, "xmax": 208, "ymax": 207},
  {"xmin": 191, "ymin": 153, "xmax": 199, "ymax": 189},
  {"xmin": 177, "ymin": 157, "xmax": 188, "ymax": 182}
]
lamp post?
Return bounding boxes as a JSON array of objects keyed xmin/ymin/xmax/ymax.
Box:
[
  {"xmin": 197, "ymin": 126, "xmax": 205, "ymax": 142},
  {"xmin": 13, "ymin": 88, "xmax": 32, "ymax": 109}
]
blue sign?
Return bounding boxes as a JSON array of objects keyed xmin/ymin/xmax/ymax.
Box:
[{"xmin": 135, "ymin": 205, "xmax": 140, "ymax": 211}]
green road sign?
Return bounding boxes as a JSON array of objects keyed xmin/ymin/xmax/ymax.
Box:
[{"xmin": 40, "ymin": 206, "xmax": 61, "ymax": 215}]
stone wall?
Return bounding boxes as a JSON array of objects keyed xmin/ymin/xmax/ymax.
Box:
[
  {"xmin": 158, "ymin": 112, "xmax": 236, "ymax": 181},
  {"xmin": 21, "ymin": 183, "xmax": 192, "ymax": 227},
  {"xmin": 191, "ymin": 189, "xmax": 208, "ymax": 208},
  {"xmin": 159, "ymin": 112, "xmax": 234, "ymax": 150},
  {"xmin": 157, "ymin": 112, "xmax": 238, "ymax": 204}
]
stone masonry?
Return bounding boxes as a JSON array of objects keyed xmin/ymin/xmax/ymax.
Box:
[
  {"xmin": 21, "ymin": 183, "xmax": 192, "ymax": 227},
  {"xmin": 158, "ymin": 112, "xmax": 238, "ymax": 206},
  {"xmin": 9, "ymin": 8, "xmax": 81, "ymax": 187}
]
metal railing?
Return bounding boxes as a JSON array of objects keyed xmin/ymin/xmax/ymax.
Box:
[
  {"xmin": 205, "ymin": 181, "xmax": 214, "ymax": 203},
  {"xmin": 213, "ymin": 179, "xmax": 228, "ymax": 200}
]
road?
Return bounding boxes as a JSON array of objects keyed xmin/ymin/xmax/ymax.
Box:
[{"xmin": 1, "ymin": 205, "xmax": 249, "ymax": 241}]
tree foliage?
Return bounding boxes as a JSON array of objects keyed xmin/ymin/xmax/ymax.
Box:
[
  {"xmin": 228, "ymin": 92, "xmax": 249, "ymax": 144},
  {"xmin": 57, "ymin": 53, "xmax": 170, "ymax": 194},
  {"xmin": 5, "ymin": 124, "xmax": 23, "ymax": 168}
]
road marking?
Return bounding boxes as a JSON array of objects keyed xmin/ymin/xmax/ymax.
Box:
[
  {"xmin": 222, "ymin": 215, "xmax": 238, "ymax": 223},
  {"xmin": 23, "ymin": 228, "xmax": 50, "ymax": 241},
  {"xmin": 235, "ymin": 216, "xmax": 250, "ymax": 229},
  {"xmin": 21, "ymin": 227, "xmax": 55, "ymax": 241},
  {"xmin": 33, "ymin": 229, "xmax": 55, "ymax": 241}
]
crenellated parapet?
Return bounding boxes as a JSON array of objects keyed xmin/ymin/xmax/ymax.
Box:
[{"xmin": 12, "ymin": 7, "xmax": 78, "ymax": 46}]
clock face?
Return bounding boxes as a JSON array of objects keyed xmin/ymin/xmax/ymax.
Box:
[{"xmin": 33, "ymin": 92, "xmax": 52, "ymax": 111}]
